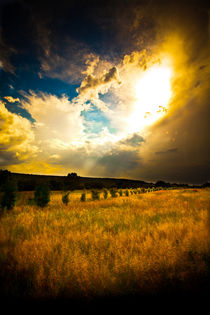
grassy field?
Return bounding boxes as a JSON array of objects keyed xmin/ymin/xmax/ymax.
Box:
[{"xmin": 0, "ymin": 188, "xmax": 209, "ymax": 302}]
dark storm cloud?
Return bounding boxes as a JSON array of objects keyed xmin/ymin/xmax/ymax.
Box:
[
  {"xmin": 0, "ymin": 27, "xmax": 15, "ymax": 73},
  {"xmin": 0, "ymin": 0, "xmax": 208, "ymax": 71},
  {"xmin": 137, "ymin": 92, "xmax": 210, "ymax": 184},
  {"xmin": 98, "ymin": 149, "xmax": 141, "ymax": 177},
  {"xmin": 34, "ymin": 0, "xmax": 154, "ymax": 82},
  {"xmin": 0, "ymin": 0, "xmax": 156, "ymax": 78},
  {"xmin": 0, "ymin": 0, "xmax": 92, "ymax": 80},
  {"xmin": 0, "ymin": 150, "xmax": 20, "ymax": 166},
  {"xmin": 155, "ymin": 148, "xmax": 178, "ymax": 155},
  {"xmin": 38, "ymin": 39, "xmax": 92, "ymax": 84}
]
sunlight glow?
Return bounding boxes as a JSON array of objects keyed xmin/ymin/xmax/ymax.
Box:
[{"xmin": 129, "ymin": 63, "xmax": 172, "ymax": 132}]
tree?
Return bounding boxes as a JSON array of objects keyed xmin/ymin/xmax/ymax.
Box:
[
  {"xmin": 80, "ymin": 192, "xmax": 86, "ymax": 202},
  {"xmin": 62, "ymin": 192, "xmax": 70, "ymax": 205},
  {"xmin": 119, "ymin": 189, "xmax": 123, "ymax": 196},
  {"xmin": 67, "ymin": 173, "xmax": 78, "ymax": 179},
  {"xmin": 110, "ymin": 188, "xmax": 118, "ymax": 198},
  {"xmin": 91, "ymin": 190, "xmax": 100, "ymax": 200},
  {"xmin": 1, "ymin": 180, "xmax": 17, "ymax": 210},
  {"xmin": 103, "ymin": 189, "xmax": 108, "ymax": 199},
  {"xmin": 34, "ymin": 184, "xmax": 50, "ymax": 208},
  {"xmin": 155, "ymin": 180, "xmax": 169, "ymax": 188}
]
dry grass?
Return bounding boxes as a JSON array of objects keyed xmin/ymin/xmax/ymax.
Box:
[{"xmin": 0, "ymin": 188, "xmax": 209, "ymax": 299}]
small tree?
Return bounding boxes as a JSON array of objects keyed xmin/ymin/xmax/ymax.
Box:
[
  {"xmin": 103, "ymin": 189, "xmax": 108, "ymax": 199},
  {"xmin": 1, "ymin": 180, "xmax": 17, "ymax": 210},
  {"xmin": 67, "ymin": 172, "xmax": 78, "ymax": 179},
  {"xmin": 119, "ymin": 189, "xmax": 123, "ymax": 196},
  {"xmin": 125, "ymin": 189, "xmax": 129, "ymax": 197},
  {"xmin": 91, "ymin": 190, "xmax": 100, "ymax": 201},
  {"xmin": 62, "ymin": 192, "xmax": 70, "ymax": 205},
  {"xmin": 110, "ymin": 188, "xmax": 117, "ymax": 198},
  {"xmin": 81, "ymin": 191, "xmax": 86, "ymax": 202},
  {"xmin": 34, "ymin": 183, "xmax": 50, "ymax": 208}
]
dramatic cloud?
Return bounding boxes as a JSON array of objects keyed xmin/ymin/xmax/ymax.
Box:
[
  {"xmin": 77, "ymin": 63, "xmax": 121, "ymax": 103},
  {"xmin": 0, "ymin": 0, "xmax": 209, "ymax": 183}
]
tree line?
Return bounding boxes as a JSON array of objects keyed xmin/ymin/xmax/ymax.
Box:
[
  {"xmin": 0, "ymin": 169, "xmax": 208, "ymax": 212},
  {"xmin": 1, "ymin": 169, "xmax": 202, "ymax": 192},
  {"xmin": 0, "ymin": 180, "xmax": 178, "ymax": 212}
]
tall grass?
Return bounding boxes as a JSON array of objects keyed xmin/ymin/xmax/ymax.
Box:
[{"xmin": 0, "ymin": 189, "xmax": 209, "ymax": 299}]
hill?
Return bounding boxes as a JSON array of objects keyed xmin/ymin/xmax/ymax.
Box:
[{"xmin": 0, "ymin": 169, "xmax": 200, "ymax": 191}]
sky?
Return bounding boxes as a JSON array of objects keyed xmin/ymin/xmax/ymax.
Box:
[{"xmin": 0, "ymin": 0, "xmax": 209, "ymax": 184}]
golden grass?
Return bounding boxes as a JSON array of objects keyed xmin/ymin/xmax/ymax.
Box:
[{"xmin": 0, "ymin": 189, "xmax": 209, "ymax": 298}]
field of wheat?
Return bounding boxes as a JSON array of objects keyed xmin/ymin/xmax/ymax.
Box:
[{"xmin": 0, "ymin": 188, "xmax": 209, "ymax": 300}]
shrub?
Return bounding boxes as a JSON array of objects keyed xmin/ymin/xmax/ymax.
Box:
[
  {"xmin": 1, "ymin": 180, "xmax": 17, "ymax": 210},
  {"xmin": 28, "ymin": 198, "xmax": 35, "ymax": 205},
  {"xmin": 34, "ymin": 184, "xmax": 50, "ymax": 208},
  {"xmin": 81, "ymin": 192, "xmax": 86, "ymax": 202},
  {"xmin": 62, "ymin": 192, "xmax": 70, "ymax": 205},
  {"xmin": 125, "ymin": 189, "xmax": 129, "ymax": 197},
  {"xmin": 119, "ymin": 189, "xmax": 123, "ymax": 196},
  {"xmin": 103, "ymin": 189, "xmax": 108, "ymax": 199},
  {"xmin": 91, "ymin": 190, "xmax": 100, "ymax": 201},
  {"xmin": 110, "ymin": 188, "xmax": 117, "ymax": 198}
]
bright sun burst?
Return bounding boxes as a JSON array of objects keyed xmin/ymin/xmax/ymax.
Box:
[{"xmin": 129, "ymin": 63, "xmax": 172, "ymax": 132}]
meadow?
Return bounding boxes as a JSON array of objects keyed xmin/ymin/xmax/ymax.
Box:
[{"xmin": 0, "ymin": 188, "xmax": 209, "ymax": 301}]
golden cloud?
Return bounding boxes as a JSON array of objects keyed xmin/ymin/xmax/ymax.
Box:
[
  {"xmin": 4, "ymin": 96, "xmax": 20, "ymax": 103},
  {"xmin": 0, "ymin": 101, "xmax": 38, "ymax": 165}
]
